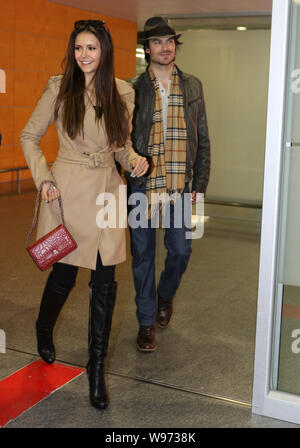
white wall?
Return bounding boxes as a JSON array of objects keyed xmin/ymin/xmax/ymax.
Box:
[{"xmin": 176, "ymin": 29, "xmax": 271, "ymax": 203}]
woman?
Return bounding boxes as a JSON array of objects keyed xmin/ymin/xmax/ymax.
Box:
[{"xmin": 21, "ymin": 19, "xmax": 148, "ymax": 410}]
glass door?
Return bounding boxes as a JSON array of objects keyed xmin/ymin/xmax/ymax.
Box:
[
  {"xmin": 252, "ymin": 0, "xmax": 300, "ymax": 425},
  {"xmin": 273, "ymin": 0, "xmax": 300, "ymax": 396}
]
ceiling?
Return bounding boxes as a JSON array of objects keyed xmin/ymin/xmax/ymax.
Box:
[{"xmin": 47, "ymin": 0, "xmax": 273, "ymax": 28}]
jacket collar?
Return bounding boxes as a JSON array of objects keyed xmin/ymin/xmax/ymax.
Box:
[{"xmin": 140, "ymin": 64, "xmax": 187, "ymax": 85}]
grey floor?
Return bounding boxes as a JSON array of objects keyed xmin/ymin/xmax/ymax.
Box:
[{"xmin": 0, "ymin": 187, "xmax": 299, "ymax": 428}]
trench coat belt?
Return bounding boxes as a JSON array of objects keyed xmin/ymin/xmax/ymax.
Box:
[{"xmin": 56, "ymin": 152, "xmax": 115, "ymax": 169}]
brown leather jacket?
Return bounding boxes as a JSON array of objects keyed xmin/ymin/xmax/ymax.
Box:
[{"xmin": 125, "ymin": 65, "xmax": 211, "ymax": 194}]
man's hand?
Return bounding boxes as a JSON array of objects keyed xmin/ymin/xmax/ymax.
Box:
[{"xmin": 191, "ymin": 191, "xmax": 204, "ymax": 204}]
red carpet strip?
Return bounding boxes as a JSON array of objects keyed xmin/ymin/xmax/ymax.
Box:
[{"xmin": 0, "ymin": 360, "xmax": 85, "ymax": 427}]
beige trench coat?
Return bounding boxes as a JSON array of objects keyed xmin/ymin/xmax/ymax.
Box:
[{"xmin": 21, "ymin": 75, "xmax": 138, "ymax": 269}]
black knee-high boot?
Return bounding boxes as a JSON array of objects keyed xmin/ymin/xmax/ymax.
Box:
[
  {"xmin": 36, "ymin": 274, "xmax": 73, "ymax": 364},
  {"xmin": 87, "ymin": 281, "xmax": 117, "ymax": 410}
]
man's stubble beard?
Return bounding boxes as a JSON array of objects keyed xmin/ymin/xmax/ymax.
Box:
[{"xmin": 150, "ymin": 54, "xmax": 176, "ymax": 67}]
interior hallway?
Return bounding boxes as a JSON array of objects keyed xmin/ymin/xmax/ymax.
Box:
[{"xmin": 0, "ymin": 186, "xmax": 299, "ymax": 428}]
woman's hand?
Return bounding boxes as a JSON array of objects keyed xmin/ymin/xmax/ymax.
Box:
[
  {"xmin": 130, "ymin": 156, "xmax": 149, "ymax": 177},
  {"xmin": 41, "ymin": 182, "xmax": 60, "ymax": 203}
]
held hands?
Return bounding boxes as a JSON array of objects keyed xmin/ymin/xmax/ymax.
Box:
[
  {"xmin": 191, "ymin": 191, "xmax": 204, "ymax": 204},
  {"xmin": 130, "ymin": 156, "xmax": 149, "ymax": 177},
  {"xmin": 41, "ymin": 182, "xmax": 61, "ymax": 203}
]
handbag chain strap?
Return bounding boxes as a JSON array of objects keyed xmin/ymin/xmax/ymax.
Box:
[{"xmin": 26, "ymin": 186, "xmax": 65, "ymax": 248}]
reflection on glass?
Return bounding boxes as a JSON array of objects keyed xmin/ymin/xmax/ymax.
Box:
[{"xmin": 273, "ymin": 0, "xmax": 300, "ymax": 394}]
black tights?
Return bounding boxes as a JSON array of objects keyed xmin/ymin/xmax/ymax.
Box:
[{"xmin": 50, "ymin": 252, "xmax": 115, "ymax": 291}]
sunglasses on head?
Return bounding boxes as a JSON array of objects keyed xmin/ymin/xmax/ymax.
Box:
[{"xmin": 74, "ymin": 20, "xmax": 109, "ymax": 33}]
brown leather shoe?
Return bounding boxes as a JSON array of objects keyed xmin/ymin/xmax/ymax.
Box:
[
  {"xmin": 157, "ymin": 291, "xmax": 173, "ymax": 329},
  {"xmin": 137, "ymin": 325, "xmax": 157, "ymax": 352}
]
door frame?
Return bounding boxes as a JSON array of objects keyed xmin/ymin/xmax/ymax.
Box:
[{"xmin": 252, "ymin": 0, "xmax": 300, "ymax": 425}]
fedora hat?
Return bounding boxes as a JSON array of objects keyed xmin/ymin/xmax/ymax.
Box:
[{"xmin": 138, "ymin": 17, "xmax": 181, "ymax": 44}]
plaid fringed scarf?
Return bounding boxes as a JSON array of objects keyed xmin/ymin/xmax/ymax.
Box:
[{"xmin": 146, "ymin": 65, "xmax": 187, "ymax": 216}]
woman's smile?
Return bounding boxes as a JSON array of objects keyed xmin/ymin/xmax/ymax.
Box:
[{"xmin": 75, "ymin": 31, "xmax": 101, "ymax": 75}]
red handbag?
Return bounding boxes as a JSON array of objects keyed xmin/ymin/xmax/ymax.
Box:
[{"xmin": 26, "ymin": 189, "xmax": 77, "ymax": 271}]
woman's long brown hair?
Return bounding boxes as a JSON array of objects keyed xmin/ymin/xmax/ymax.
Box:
[{"xmin": 54, "ymin": 23, "xmax": 129, "ymax": 147}]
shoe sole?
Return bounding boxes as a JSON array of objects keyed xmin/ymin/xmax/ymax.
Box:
[
  {"xmin": 90, "ymin": 398, "xmax": 108, "ymax": 410},
  {"xmin": 136, "ymin": 343, "xmax": 157, "ymax": 352},
  {"xmin": 156, "ymin": 322, "xmax": 170, "ymax": 329}
]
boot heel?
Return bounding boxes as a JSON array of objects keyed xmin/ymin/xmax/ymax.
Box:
[
  {"xmin": 88, "ymin": 281, "xmax": 117, "ymax": 410},
  {"xmin": 88, "ymin": 360, "xmax": 108, "ymax": 409}
]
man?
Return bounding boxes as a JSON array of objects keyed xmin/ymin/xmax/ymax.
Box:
[{"xmin": 126, "ymin": 17, "xmax": 210, "ymax": 352}]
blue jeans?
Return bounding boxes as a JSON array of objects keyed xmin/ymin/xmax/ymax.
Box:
[{"xmin": 128, "ymin": 183, "xmax": 192, "ymax": 326}]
